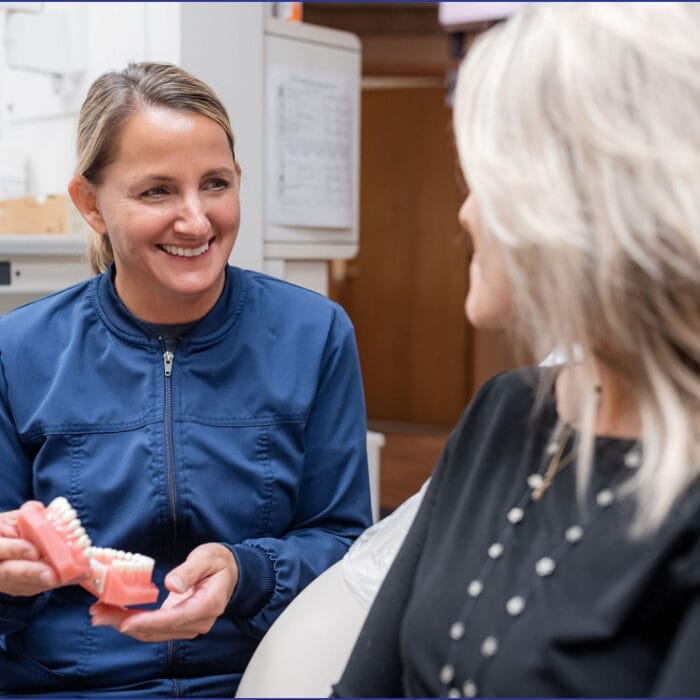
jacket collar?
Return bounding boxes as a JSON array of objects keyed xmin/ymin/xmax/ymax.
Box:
[{"xmin": 93, "ymin": 264, "xmax": 247, "ymax": 348}]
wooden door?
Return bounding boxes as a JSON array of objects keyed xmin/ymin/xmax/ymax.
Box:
[{"xmin": 330, "ymin": 85, "xmax": 472, "ymax": 427}]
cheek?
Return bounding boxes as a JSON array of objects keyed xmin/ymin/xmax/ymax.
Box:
[
  {"xmin": 215, "ymin": 198, "xmax": 241, "ymax": 233},
  {"xmin": 103, "ymin": 203, "xmax": 171, "ymax": 237},
  {"xmin": 465, "ymin": 254, "xmax": 512, "ymax": 329}
]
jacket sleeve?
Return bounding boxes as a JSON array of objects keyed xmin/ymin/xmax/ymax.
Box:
[
  {"xmin": 222, "ymin": 304, "xmax": 372, "ymax": 639},
  {"xmin": 0, "ymin": 349, "xmax": 50, "ymax": 633}
]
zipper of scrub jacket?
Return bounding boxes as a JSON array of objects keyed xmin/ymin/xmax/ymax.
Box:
[{"xmin": 160, "ymin": 336, "xmax": 181, "ymax": 674}]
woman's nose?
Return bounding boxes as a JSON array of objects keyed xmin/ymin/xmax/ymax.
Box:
[
  {"xmin": 458, "ymin": 194, "xmax": 472, "ymax": 231},
  {"xmin": 174, "ymin": 193, "xmax": 210, "ymax": 236}
]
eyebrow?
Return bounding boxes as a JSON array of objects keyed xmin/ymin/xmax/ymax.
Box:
[{"xmin": 138, "ymin": 168, "xmax": 237, "ymax": 183}]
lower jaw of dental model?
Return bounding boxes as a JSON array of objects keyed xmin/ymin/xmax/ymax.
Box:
[
  {"xmin": 81, "ymin": 546, "xmax": 159, "ymax": 607},
  {"xmin": 17, "ymin": 496, "xmax": 159, "ymax": 606}
]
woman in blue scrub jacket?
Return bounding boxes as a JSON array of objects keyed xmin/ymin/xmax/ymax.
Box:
[{"xmin": 0, "ymin": 61, "xmax": 371, "ymax": 696}]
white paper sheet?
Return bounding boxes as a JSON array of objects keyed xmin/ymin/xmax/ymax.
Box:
[{"xmin": 266, "ymin": 64, "xmax": 354, "ymax": 229}]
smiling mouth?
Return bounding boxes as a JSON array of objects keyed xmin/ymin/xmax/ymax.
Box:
[{"xmin": 157, "ymin": 240, "xmax": 211, "ymax": 258}]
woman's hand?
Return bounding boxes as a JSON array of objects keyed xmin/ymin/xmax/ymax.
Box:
[
  {"xmin": 0, "ymin": 506, "xmax": 59, "ymax": 596},
  {"xmin": 90, "ymin": 543, "xmax": 239, "ymax": 642}
]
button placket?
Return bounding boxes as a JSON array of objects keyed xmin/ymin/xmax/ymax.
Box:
[
  {"xmin": 438, "ymin": 426, "xmax": 634, "ymax": 697},
  {"xmin": 441, "ymin": 483, "xmax": 534, "ymax": 694}
]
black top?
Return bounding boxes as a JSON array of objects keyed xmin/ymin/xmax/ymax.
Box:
[{"xmin": 335, "ymin": 368, "xmax": 700, "ymax": 697}]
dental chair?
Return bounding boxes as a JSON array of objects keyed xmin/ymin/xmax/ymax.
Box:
[{"xmin": 235, "ymin": 482, "xmax": 428, "ymax": 698}]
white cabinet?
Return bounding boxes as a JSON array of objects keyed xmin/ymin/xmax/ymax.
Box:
[{"xmin": 0, "ymin": 234, "xmax": 92, "ymax": 315}]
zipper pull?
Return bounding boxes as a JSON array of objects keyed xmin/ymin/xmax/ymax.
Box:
[{"xmin": 163, "ymin": 350, "xmax": 174, "ymax": 377}]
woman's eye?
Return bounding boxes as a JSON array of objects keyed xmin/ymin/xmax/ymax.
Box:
[
  {"xmin": 206, "ymin": 179, "xmax": 230, "ymax": 191},
  {"xmin": 142, "ymin": 186, "xmax": 168, "ymax": 198}
]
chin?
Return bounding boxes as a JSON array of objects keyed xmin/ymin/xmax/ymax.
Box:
[{"xmin": 465, "ymin": 302, "xmax": 503, "ymax": 331}]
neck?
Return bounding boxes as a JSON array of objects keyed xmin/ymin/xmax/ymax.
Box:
[
  {"xmin": 555, "ymin": 362, "xmax": 642, "ymax": 439},
  {"xmin": 113, "ymin": 271, "xmax": 224, "ymax": 325},
  {"xmin": 594, "ymin": 363, "xmax": 642, "ymax": 439}
]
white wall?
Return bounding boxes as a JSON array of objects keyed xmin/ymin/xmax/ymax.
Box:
[
  {"xmin": 0, "ymin": 2, "xmax": 264, "ymax": 272},
  {"xmin": 2, "ymin": 3, "xmax": 151, "ymax": 196}
]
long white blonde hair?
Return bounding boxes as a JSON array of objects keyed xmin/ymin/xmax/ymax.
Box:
[{"xmin": 454, "ymin": 2, "xmax": 700, "ymax": 533}]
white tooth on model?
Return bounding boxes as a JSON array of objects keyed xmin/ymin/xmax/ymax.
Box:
[
  {"xmin": 47, "ymin": 497, "xmax": 70, "ymax": 521},
  {"xmin": 59, "ymin": 507, "xmax": 77, "ymax": 523},
  {"xmin": 49, "ymin": 496, "xmax": 70, "ymax": 512}
]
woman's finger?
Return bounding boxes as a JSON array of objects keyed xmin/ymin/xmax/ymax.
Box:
[{"xmin": 0, "ymin": 559, "xmax": 57, "ymax": 596}]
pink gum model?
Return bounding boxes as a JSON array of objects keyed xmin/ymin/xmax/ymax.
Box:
[{"xmin": 16, "ymin": 497, "xmax": 92, "ymax": 585}]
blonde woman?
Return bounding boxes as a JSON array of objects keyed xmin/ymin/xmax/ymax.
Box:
[
  {"xmin": 335, "ymin": 3, "xmax": 700, "ymax": 696},
  {"xmin": 0, "ymin": 63, "xmax": 370, "ymax": 695}
]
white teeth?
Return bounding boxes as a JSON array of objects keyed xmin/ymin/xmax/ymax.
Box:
[
  {"xmin": 42, "ymin": 499, "xmax": 151, "ymax": 573},
  {"xmin": 112, "ymin": 553, "xmax": 154, "ymax": 577},
  {"xmin": 46, "ymin": 499, "xmax": 91, "ymax": 549},
  {"xmin": 160, "ymin": 241, "xmax": 210, "ymax": 257}
]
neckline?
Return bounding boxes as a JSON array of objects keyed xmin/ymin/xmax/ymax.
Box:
[{"xmin": 93, "ymin": 264, "xmax": 248, "ymax": 348}]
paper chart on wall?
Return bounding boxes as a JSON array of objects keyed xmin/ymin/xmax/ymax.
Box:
[{"xmin": 266, "ymin": 64, "xmax": 354, "ymax": 229}]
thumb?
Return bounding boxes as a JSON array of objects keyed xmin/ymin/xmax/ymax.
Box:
[{"xmin": 164, "ymin": 544, "xmax": 226, "ymax": 594}]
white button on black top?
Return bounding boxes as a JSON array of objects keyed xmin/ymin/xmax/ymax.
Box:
[
  {"xmin": 467, "ymin": 579, "xmax": 483, "ymax": 597},
  {"xmin": 506, "ymin": 595, "xmax": 525, "ymax": 616},
  {"xmin": 449, "ymin": 621, "xmax": 465, "ymax": 641},
  {"xmin": 488, "ymin": 542, "xmax": 504, "ymax": 559},
  {"xmin": 448, "ymin": 688, "xmax": 461, "ymax": 698},
  {"xmin": 439, "ymin": 664, "xmax": 455, "ymax": 685},
  {"xmin": 463, "ymin": 680, "xmax": 478, "ymax": 697},
  {"xmin": 507, "ymin": 507, "xmax": 524, "ymax": 524},
  {"xmin": 535, "ymin": 556, "xmax": 556, "ymax": 576},
  {"xmin": 527, "ymin": 474, "xmax": 544, "ymax": 489},
  {"xmin": 624, "ymin": 450, "xmax": 641, "ymax": 468},
  {"xmin": 565, "ymin": 525, "xmax": 584, "ymax": 543},
  {"xmin": 481, "ymin": 636, "xmax": 498, "ymax": 657},
  {"xmin": 596, "ymin": 488, "xmax": 615, "ymax": 507}
]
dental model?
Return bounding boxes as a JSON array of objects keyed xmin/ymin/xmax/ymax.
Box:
[{"xmin": 16, "ymin": 496, "xmax": 158, "ymax": 607}]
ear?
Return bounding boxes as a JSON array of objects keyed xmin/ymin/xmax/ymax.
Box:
[{"xmin": 68, "ymin": 175, "xmax": 107, "ymax": 235}]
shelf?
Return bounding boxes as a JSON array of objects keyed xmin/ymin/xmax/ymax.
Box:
[{"xmin": 0, "ymin": 235, "xmax": 89, "ymax": 257}]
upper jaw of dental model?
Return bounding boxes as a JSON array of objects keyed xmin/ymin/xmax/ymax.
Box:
[
  {"xmin": 157, "ymin": 240, "xmax": 210, "ymax": 257},
  {"xmin": 16, "ymin": 496, "xmax": 93, "ymax": 585}
]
